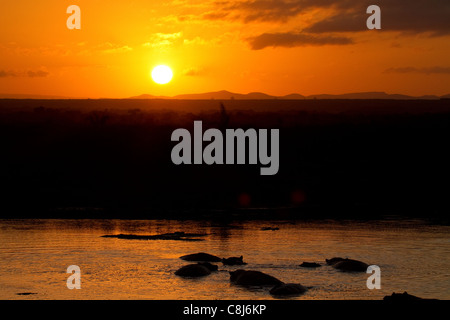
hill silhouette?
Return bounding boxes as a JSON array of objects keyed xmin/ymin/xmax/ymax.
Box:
[
  {"xmin": 1, "ymin": 91, "xmax": 448, "ymax": 100},
  {"xmin": 129, "ymin": 90, "xmax": 443, "ymax": 100}
]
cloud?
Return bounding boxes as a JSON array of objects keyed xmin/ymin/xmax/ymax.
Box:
[
  {"xmin": 183, "ymin": 37, "xmax": 207, "ymax": 46},
  {"xmin": 75, "ymin": 43, "xmax": 133, "ymax": 56},
  {"xmin": 99, "ymin": 43, "xmax": 133, "ymax": 54},
  {"xmin": 27, "ymin": 69, "xmax": 50, "ymax": 77},
  {"xmin": 384, "ymin": 66, "xmax": 450, "ymax": 75},
  {"xmin": 0, "ymin": 68, "xmax": 50, "ymax": 78},
  {"xmin": 202, "ymin": 11, "xmax": 230, "ymax": 20},
  {"xmin": 156, "ymin": 1, "xmax": 449, "ymax": 52},
  {"xmin": 202, "ymin": 0, "xmax": 322, "ymax": 23},
  {"xmin": 182, "ymin": 67, "xmax": 206, "ymax": 76},
  {"xmin": 202, "ymin": 1, "xmax": 450, "ymax": 35},
  {"xmin": 143, "ymin": 32, "xmax": 183, "ymax": 48},
  {"xmin": 0, "ymin": 70, "xmax": 18, "ymax": 77},
  {"xmin": 304, "ymin": 0, "xmax": 450, "ymax": 35},
  {"xmin": 247, "ymin": 32, "xmax": 353, "ymax": 50},
  {"xmin": 201, "ymin": 0, "xmax": 363, "ymax": 24},
  {"xmin": 154, "ymin": 32, "xmax": 183, "ymax": 40},
  {"xmin": 182, "ymin": 33, "xmax": 237, "ymax": 46}
]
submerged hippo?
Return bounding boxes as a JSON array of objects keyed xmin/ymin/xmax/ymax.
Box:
[
  {"xmin": 325, "ymin": 257, "xmax": 345, "ymax": 265},
  {"xmin": 326, "ymin": 257, "xmax": 369, "ymax": 272},
  {"xmin": 174, "ymin": 263, "xmax": 217, "ymax": 277},
  {"xmin": 383, "ymin": 291, "xmax": 438, "ymax": 301},
  {"xmin": 261, "ymin": 227, "xmax": 279, "ymax": 231},
  {"xmin": 179, "ymin": 252, "xmax": 222, "ymax": 262},
  {"xmin": 269, "ymin": 283, "xmax": 308, "ymax": 296},
  {"xmin": 229, "ymin": 270, "xmax": 283, "ymax": 286},
  {"xmin": 222, "ymin": 256, "xmax": 247, "ymax": 265},
  {"xmin": 299, "ymin": 262, "xmax": 321, "ymax": 268}
]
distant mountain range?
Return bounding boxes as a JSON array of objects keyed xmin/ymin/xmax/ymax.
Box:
[
  {"xmin": 129, "ymin": 90, "xmax": 449, "ymax": 100},
  {"xmin": 1, "ymin": 90, "xmax": 449, "ymax": 100}
]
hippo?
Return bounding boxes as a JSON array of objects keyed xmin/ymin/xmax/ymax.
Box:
[
  {"xmin": 198, "ymin": 262, "xmax": 218, "ymax": 271},
  {"xmin": 269, "ymin": 283, "xmax": 308, "ymax": 296},
  {"xmin": 179, "ymin": 252, "xmax": 222, "ymax": 262},
  {"xmin": 299, "ymin": 262, "xmax": 321, "ymax": 268},
  {"xmin": 229, "ymin": 270, "xmax": 283, "ymax": 286},
  {"xmin": 175, "ymin": 263, "xmax": 217, "ymax": 277},
  {"xmin": 325, "ymin": 257, "xmax": 345, "ymax": 265},
  {"xmin": 261, "ymin": 227, "xmax": 279, "ymax": 231},
  {"xmin": 326, "ymin": 257, "xmax": 369, "ymax": 272},
  {"xmin": 383, "ymin": 291, "xmax": 438, "ymax": 301},
  {"xmin": 222, "ymin": 256, "xmax": 247, "ymax": 265}
]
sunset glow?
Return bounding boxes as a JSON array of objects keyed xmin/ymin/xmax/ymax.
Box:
[
  {"xmin": 1, "ymin": 0, "xmax": 449, "ymax": 306},
  {"xmin": 0, "ymin": 1, "xmax": 449, "ymax": 98}
]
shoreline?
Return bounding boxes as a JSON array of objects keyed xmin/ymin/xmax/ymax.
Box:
[{"xmin": 1, "ymin": 205, "xmax": 448, "ymax": 225}]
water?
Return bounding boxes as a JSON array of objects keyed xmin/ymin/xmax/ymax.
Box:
[{"xmin": 0, "ymin": 218, "xmax": 449, "ymax": 300}]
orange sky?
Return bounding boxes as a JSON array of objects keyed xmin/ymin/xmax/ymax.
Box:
[{"xmin": 1, "ymin": 1, "xmax": 449, "ymax": 98}]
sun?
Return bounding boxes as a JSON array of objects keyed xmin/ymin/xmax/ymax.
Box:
[{"xmin": 151, "ymin": 65, "xmax": 173, "ymax": 84}]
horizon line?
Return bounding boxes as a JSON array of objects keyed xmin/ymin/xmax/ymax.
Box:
[{"xmin": 0, "ymin": 90, "xmax": 449, "ymax": 100}]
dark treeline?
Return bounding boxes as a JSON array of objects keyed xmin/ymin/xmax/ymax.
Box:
[{"xmin": 0, "ymin": 99, "xmax": 449, "ymax": 221}]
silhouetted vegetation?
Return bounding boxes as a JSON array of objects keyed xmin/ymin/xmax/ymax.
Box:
[{"xmin": 0, "ymin": 98, "xmax": 449, "ymax": 221}]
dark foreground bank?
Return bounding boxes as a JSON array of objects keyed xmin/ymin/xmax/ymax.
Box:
[{"xmin": 1, "ymin": 99, "xmax": 449, "ymax": 222}]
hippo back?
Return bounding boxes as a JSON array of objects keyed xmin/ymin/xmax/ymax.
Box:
[
  {"xmin": 175, "ymin": 264, "xmax": 211, "ymax": 277},
  {"xmin": 198, "ymin": 262, "xmax": 218, "ymax": 271},
  {"xmin": 333, "ymin": 259, "xmax": 369, "ymax": 272},
  {"xmin": 180, "ymin": 252, "xmax": 221, "ymax": 262},
  {"xmin": 326, "ymin": 257, "xmax": 345, "ymax": 265},
  {"xmin": 230, "ymin": 270, "xmax": 283, "ymax": 286}
]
